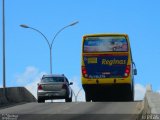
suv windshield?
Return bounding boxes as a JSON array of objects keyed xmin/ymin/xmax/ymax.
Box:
[
  {"xmin": 83, "ymin": 36, "xmax": 128, "ymax": 52},
  {"xmin": 41, "ymin": 77, "xmax": 64, "ymax": 82}
]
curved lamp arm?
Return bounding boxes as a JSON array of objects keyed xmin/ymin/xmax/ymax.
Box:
[
  {"xmin": 20, "ymin": 25, "xmax": 51, "ymax": 49},
  {"xmin": 50, "ymin": 21, "xmax": 79, "ymax": 48}
]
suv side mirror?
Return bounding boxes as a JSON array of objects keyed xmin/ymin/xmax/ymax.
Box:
[
  {"xmin": 134, "ymin": 69, "xmax": 137, "ymax": 75},
  {"xmin": 69, "ymin": 82, "xmax": 73, "ymax": 85}
]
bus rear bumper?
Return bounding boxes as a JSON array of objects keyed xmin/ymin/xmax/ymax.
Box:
[
  {"xmin": 83, "ymin": 83, "xmax": 132, "ymax": 91},
  {"xmin": 82, "ymin": 83, "xmax": 134, "ymax": 101}
]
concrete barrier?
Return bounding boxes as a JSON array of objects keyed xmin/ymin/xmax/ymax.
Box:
[
  {"xmin": 0, "ymin": 87, "xmax": 36, "ymax": 106},
  {"xmin": 0, "ymin": 89, "xmax": 8, "ymax": 105},
  {"xmin": 139, "ymin": 84, "xmax": 160, "ymax": 120}
]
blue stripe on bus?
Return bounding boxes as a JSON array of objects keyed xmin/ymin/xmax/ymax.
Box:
[{"xmin": 83, "ymin": 56, "xmax": 128, "ymax": 78}]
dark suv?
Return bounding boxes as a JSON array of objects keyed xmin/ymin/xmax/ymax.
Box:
[{"xmin": 37, "ymin": 74, "xmax": 73, "ymax": 103}]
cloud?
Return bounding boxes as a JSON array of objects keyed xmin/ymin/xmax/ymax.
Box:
[
  {"xmin": 69, "ymin": 76, "xmax": 85, "ymax": 102},
  {"xmin": 25, "ymin": 72, "xmax": 46, "ymax": 98},
  {"xmin": 14, "ymin": 66, "xmax": 149, "ymax": 102},
  {"xmin": 134, "ymin": 84, "xmax": 146, "ymax": 100},
  {"xmin": 15, "ymin": 66, "xmax": 40, "ymax": 85},
  {"xmin": 15, "ymin": 66, "xmax": 85, "ymax": 102},
  {"xmin": 13, "ymin": 66, "xmax": 46, "ymax": 98}
]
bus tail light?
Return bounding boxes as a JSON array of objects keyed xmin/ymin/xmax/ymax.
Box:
[
  {"xmin": 82, "ymin": 67, "xmax": 87, "ymax": 77},
  {"xmin": 38, "ymin": 84, "xmax": 43, "ymax": 90},
  {"xmin": 124, "ymin": 65, "xmax": 130, "ymax": 78}
]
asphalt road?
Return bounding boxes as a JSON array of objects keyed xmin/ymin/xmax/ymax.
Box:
[{"xmin": 0, "ymin": 101, "xmax": 143, "ymax": 120}]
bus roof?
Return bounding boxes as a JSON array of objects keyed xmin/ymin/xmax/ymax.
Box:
[{"xmin": 83, "ymin": 33, "xmax": 128, "ymax": 38}]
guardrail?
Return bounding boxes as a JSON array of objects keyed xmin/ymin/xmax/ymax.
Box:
[
  {"xmin": 0, "ymin": 87, "xmax": 36, "ymax": 106},
  {"xmin": 139, "ymin": 84, "xmax": 160, "ymax": 120}
]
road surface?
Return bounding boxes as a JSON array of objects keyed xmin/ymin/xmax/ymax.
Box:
[{"xmin": 0, "ymin": 101, "xmax": 143, "ymax": 120}]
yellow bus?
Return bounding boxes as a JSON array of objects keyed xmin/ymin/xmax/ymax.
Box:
[{"xmin": 81, "ymin": 34, "xmax": 137, "ymax": 101}]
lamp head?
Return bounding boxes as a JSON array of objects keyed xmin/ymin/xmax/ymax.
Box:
[
  {"xmin": 20, "ymin": 24, "xmax": 29, "ymax": 28},
  {"xmin": 69, "ymin": 21, "xmax": 79, "ymax": 26}
]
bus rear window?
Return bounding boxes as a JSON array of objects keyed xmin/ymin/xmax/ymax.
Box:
[
  {"xmin": 83, "ymin": 36, "xmax": 128, "ymax": 52},
  {"xmin": 42, "ymin": 77, "xmax": 64, "ymax": 83}
]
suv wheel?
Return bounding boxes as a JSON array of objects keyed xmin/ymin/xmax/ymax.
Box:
[
  {"xmin": 65, "ymin": 97, "xmax": 72, "ymax": 102},
  {"xmin": 38, "ymin": 98, "xmax": 45, "ymax": 103}
]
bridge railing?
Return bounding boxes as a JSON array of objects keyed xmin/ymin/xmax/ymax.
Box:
[{"xmin": 139, "ymin": 84, "xmax": 160, "ymax": 120}]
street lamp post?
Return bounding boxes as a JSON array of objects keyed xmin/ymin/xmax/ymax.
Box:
[
  {"xmin": 2, "ymin": 0, "xmax": 6, "ymax": 96},
  {"xmin": 20, "ymin": 21, "xmax": 78, "ymax": 74},
  {"xmin": 72, "ymin": 88, "xmax": 83, "ymax": 102}
]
